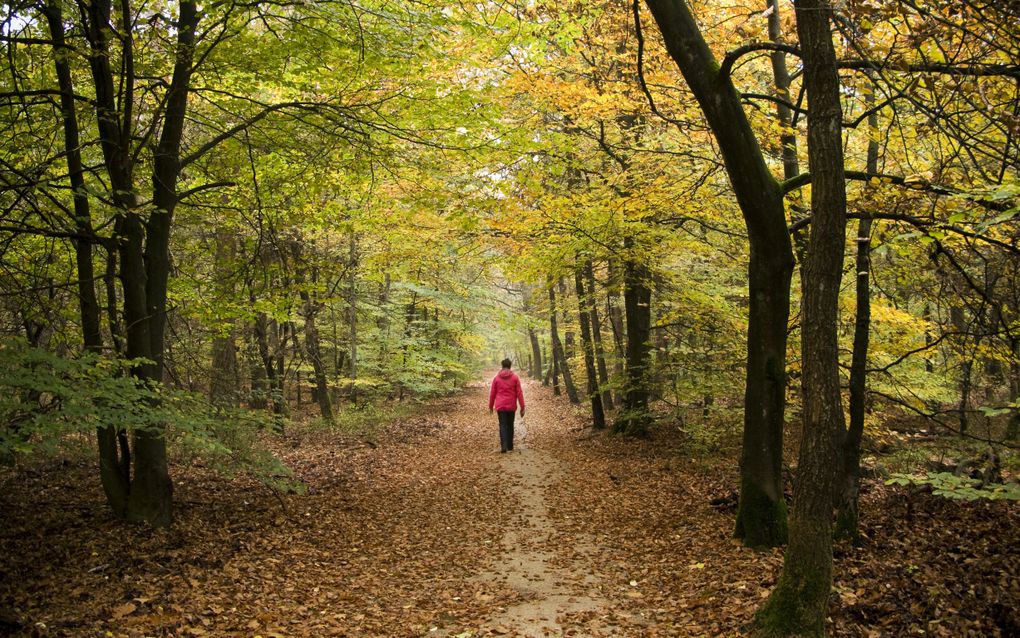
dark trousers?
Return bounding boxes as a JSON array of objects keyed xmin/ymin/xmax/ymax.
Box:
[{"xmin": 497, "ymin": 410, "xmax": 515, "ymax": 451}]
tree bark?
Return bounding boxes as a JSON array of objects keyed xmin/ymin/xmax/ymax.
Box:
[
  {"xmin": 835, "ymin": 84, "xmax": 880, "ymax": 543},
  {"xmin": 576, "ymin": 267, "xmax": 607, "ymax": 429},
  {"xmin": 43, "ymin": 0, "xmax": 129, "ymax": 516},
  {"xmin": 523, "ymin": 285, "xmax": 544, "ymax": 379},
  {"xmin": 210, "ymin": 229, "xmax": 239, "ymax": 408},
  {"xmin": 549, "ymin": 279, "xmax": 580, "ymax": 403},
  {"xmin": 754, "ymin": 1, "xmax": 847, "ymax": 635},
  {"xmin": 292, "ymin": 241, "xmax": 334, "ymax": 423},
  {"xmin": 1009, "ymin": 341, "xmax": 1020, "ymax": 440},
  {"xmin": 607, "ymin": 259, "xmax": 627, "ymax": 393},
  {"xmin": 951, "ymin": 305, "xmax": 973, "ymax": 434},
  {"xmin": 768, "ymin": 0, "xmax": 807, "ymax": 261},
  {"xmin": 615, "ymin": 239, "xmax": 652, "ymax": 436},
  {"xmin": 644, "ymin": 0, "xmax": 794, "ymax": 547},
  {"xmin": 348, "ymin": 234, "xmax": 358, "ymax": 402},
  {"xmin": 585, "ymin": 261, "xmax": 614, "ymax": 411}
]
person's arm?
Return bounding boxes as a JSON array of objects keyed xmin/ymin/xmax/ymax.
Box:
[
  {"xmin": 489, "ymin": 377, "xmax": 497, "ymax": 412},
  {"xmin": 517, "ymin": 378, "xmax": 525, "ymax": 416}
]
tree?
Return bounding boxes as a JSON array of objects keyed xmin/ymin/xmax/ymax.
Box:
[
  {"xmin": 576, "ymin": 264, "xmax": 607, "ymax": 429},
  {"xmin": 642, "ymin": 0, "xmax": 794, "ymax": 546},
  {"xmin": 753, "ymin": 0, "xmax": 847, "ymax": 634}
]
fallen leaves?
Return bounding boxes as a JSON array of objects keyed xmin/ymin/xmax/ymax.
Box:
[{"xmin": 1, "ymin": 381, "xmax": 1017, "ymax": 637}]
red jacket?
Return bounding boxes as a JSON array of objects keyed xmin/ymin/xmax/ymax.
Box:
[{"xmin": 489, "ymin": 369, "xmax": 525, "ymax": 413}]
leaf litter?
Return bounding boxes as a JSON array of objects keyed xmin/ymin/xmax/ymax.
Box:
[{"xmin": 1, "ymin": 379, "xmax": 1017, "ymax": 637}]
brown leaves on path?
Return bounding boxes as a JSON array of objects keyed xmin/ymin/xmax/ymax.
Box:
[{"xmin": 2, "ymin": 376, "xmax": 1018, "ymax": 637}]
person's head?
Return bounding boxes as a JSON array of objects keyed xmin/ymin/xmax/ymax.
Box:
[{"xmin": 501, "ymin": 358, "xmax": 512, "ymax": 369}]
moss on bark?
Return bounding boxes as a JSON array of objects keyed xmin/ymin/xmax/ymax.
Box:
[
  {"xmin": 751, "ymin": 540, "xmax": 830, "ymax": 637},
  {"xmin": 734, "ymin": 478, "xmax": 788, "ymax": 548}
]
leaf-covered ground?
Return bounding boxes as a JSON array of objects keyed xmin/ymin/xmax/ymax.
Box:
[{"xmin": 1, "ymin": 379, "xmax": 1018, "ymax": 637}]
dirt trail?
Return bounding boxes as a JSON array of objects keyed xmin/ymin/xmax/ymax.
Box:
[{"xmin": 439, "ymin": 376, "xmax": 624, "ymax": 638}]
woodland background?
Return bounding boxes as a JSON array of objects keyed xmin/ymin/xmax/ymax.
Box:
[{"xmin": 0, "ymin": 0, "xmax": 1018, "ymax": 636}]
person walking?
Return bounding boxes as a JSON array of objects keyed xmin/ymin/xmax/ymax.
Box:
[{"xmin": 489, "ymin": 358, "xmax": 525, "ymax": 453}]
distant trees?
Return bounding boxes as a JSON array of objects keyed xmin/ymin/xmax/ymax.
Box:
[{"xmin": 0, "ymin": 0, "xmax": 519, "ymax": 525}]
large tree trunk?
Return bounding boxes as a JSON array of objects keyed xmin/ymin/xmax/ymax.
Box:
[
  {"xmin": 576, "ymin": 267, "xmax": 607, "ymax": 429},
  {"xmin": 549, "ymin": 279, "xmax": 580, "ymax": 403},
  {"xmin": 644, "ymin": 0, "xmax": 794, "ymax": 547},
  {"xmin": 615, "ymin": 239, "xmax": 652, "ymax": 436},
  {"xmin": 585, "ymin": 261, "xmax": 614, "ymax": 411},
  {"xmin": 124, "ymin": 0, "xmax": 199, "ymax": 528},
  {"xmin": 754, "ymin": 2, "xmax": 847, "ymax": 635}
]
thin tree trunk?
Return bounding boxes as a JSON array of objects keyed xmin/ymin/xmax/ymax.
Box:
[
  {"xmin": 292, "ymin": 241, "xmax": 333, "ymax": 423},
  {"xmin": 951, "ymin": 305, "xmax": 973, "ymax": 434},
  {"xmin": 768, "ymin": 0, "xmax": 807, "ymax": 260},
  {"xmin": 615, "ymin": 240, "xmax": 652, "ymax": 435},
  {"xmin": 606, "ymin": 258, "xmax": 627, "ymax": 390},
  {"xmin": 549, "ymin": 279, "xmax": 580, "ymax": 403},
  {"xmin": 210, "ymin": 229, "xmax": 239, "ymax": 408},
  {"xmin": 576, "ymin": 267, "xmax": 606, "ymax": 429},
  {"xmin": 104, "ymin": 250, "xmax": 125, "ymax": 356},
  {"xmin": 43, "ymin": 0, "xmax": 130, "ymax": 516},
  {"xmin": 523, "ymin": 286, "xmax": 544, "ymax": 379},
  {"xmin": 585, "ymin": 261, "xmax": 614, "ymax": 411},
  {"xmin": 835, "ymin": 83, "xmax": 879, "ymax": 543},
  {"xmin": 528, "ymin": 328, "xmax": 543, "ymax": 379},
  {"xmin": 1008, "ymin": 341, "xmax": 1020, "ymax": 440},
  {"xmin": 755, "ymin": 1, "xmax": 847, "ymax": 634},
  {"xmin": 348, "ymin": 235, "xmax": 358, "ymax": 402}
]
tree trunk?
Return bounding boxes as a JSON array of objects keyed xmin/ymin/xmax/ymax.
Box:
[
  {"xmin": 951, "ymin": 305, "xmax": 973, "ymax": 434},
  {"xmin": 43, "ymin": 0, "xmax": 130, "ymax": 516},
  {"xmin": 615, "ymin": 240, "xmax": 652, "ymax": 436},
  {"xmin": 585, "ymin": 260, "xmax": 614, "ymax": 411},
  {"xmin": 644, "ymin": 0, "xmax": 794, "ymax": 547},
  {"xmin": 576, "ymin": 267, "xmax": 607, "ymax": 429},
  {"xmin": 210, "ymin": 229, "xmax": 239, "ymax": 408},
  {"xmin": 528, "ymin": 328, "xmax": 543, "ymax": 379},
  {"xmin": 302, "ymin": 299, "xmax": 334, "ymax": 423},
  {"xmin": 607, "ymin": 258, "xmax": 627, "ymax": 387},
  {"xmin": 522, "ymin": 285, "xmax": 544, "ymax": 379},
  {"xmin": 835, "ymin": 86, "xmax": 880, "ymax": 543},
  {"xmin": 768, "ymin": 0, "xmax": 807, "ymax": 260},
  {"xmin": 348, "ymin": 234, "xmax": 358, "ymax": 402},
  {"xmin": 549, "ymin": 279, "xmax": 580, "ymax": 403},
  {"xmin": 123, "ymin": 0, "xmax": 199, "ymax": 528},
  {"xmin": 1008, "ymin": 342, "xmax": 1020, "ymax": 441},
  {"xmin": 292, "ymin": 241, "xmax": 333, "ymax": 423},
  {"xmin": 754, "ymin": 2, "xmax": 847, "ymax": 635}
]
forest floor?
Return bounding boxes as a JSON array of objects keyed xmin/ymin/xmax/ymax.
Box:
[{"xmin": 2, "ymin": 377, "xmax": 1019, "ymax": 637}]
